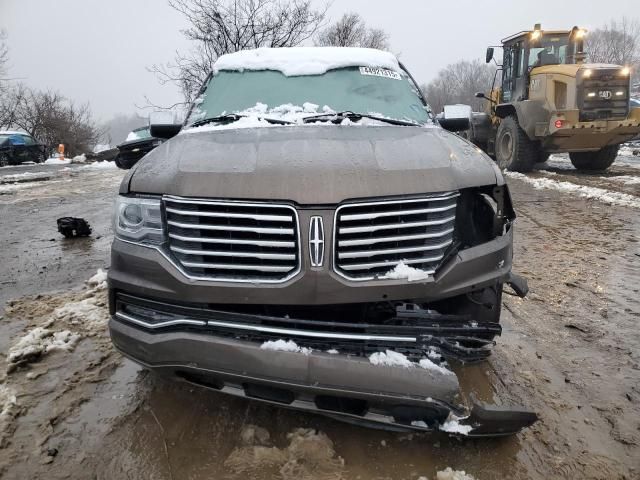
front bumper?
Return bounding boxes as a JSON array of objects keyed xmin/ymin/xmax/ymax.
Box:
[
  {"xmin": 109, "ymin": 311, "xmax": 537, "ymax": 436},
  {"xmin": 541, "ymin": 108, "xmax": 640, "ymax": 152},
  {"xmin": 108, "ymin": 228, "xmax": 513, "ymax": 306}
]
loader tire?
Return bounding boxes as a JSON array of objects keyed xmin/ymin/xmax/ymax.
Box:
[
  {"xmin": 569, "ymin": 145, "xmax": 618, "ymax": 171},
  {"xmin": 495, "ymin": 116, "xmax": 537, "ymax": 172}
]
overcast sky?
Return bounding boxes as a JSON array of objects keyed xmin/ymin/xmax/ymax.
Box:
[{"xmin": 2, "ymin": 0, "xmax": 638, "ymax": 121}]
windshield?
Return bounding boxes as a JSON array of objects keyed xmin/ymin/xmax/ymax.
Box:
[
  {"xmin": 186, "ymin": 66, "xmax": 431, "ymax": 126},
  {"xmin": 529, "ymin": 34, "xmax": 570, "ymax": 67}
]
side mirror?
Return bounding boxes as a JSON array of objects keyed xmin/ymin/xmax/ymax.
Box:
[
  {"xmin": 149, "ymin": 111, "xmax": 182, "ymax": 139},
  {"xmin": 475, "ymin": 92, "xmax": 486, "ymax": 99},
  {"xmin": 439, "ymin": 104, "xmax": 471, "ymax": 132},
  {"xmin": 486, "ymin": 47, "xmax": 495, "ymax": 64}
]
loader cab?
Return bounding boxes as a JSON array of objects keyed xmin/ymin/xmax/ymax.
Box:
[{"xmin": 496, "ymin": 26, "xmax": 583, "ymax": 103}]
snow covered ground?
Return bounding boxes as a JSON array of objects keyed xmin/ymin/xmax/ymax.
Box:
[{"xmin": 504, "ymin": 153, "xmax": 640, "ymax": 209}]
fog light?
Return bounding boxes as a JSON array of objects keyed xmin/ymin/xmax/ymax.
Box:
[{"xmin": 554, "ymin": 119, "xmax": 564, "ymax": 129}]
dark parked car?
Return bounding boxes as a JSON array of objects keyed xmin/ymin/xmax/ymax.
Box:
[
  {"xmin": 0, "ymin": 131, "xmax": 47, "ymax": 166},
  {"xmin": 109, "ymin": 47, "xmax": 536, "ymax": 436},
  {"xmin": 114, "ymin": 126, "xmax": 164, "ymax": 169}
]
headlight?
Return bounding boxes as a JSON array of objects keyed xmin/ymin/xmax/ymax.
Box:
[{"xmin": 114, "ymin": 196, "xmax": 164, "ymax": 245}]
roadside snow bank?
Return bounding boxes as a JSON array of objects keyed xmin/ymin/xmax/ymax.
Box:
[
  {"xmin": 381, "ymin": 261, "xmax": 431, "ymax": 281},
  {"xmin": 0, "ymin": 385, "xmax": 17, "ymax": 418},
  {"xmin": 260, "ymin": 339, "xmax": 312, "ymax": 355},
  {"xmin": 505, "ymin": 171, "xmax": 640, "ymax": 208},
  {"xmin": 214, "ymin": 47, "xmax": 401, "ymax": 76},
  {"xmin": 44, "ymin": 156, "xmax": 71, "ymax": 165},
  {"xmin": 79, "ymin": 160, "xmax": 117, "ymax": 170}
]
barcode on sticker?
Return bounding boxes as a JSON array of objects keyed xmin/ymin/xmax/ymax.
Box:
[{"xmin": 359, "ymin": 67, "xmax": 401, "ymax": 80}]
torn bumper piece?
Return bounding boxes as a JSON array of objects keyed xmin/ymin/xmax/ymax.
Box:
[{"xmin": 109, "ymin": 293, "xmax": 538, "ymax": 437}]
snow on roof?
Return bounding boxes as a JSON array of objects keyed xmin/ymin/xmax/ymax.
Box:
[
  {"xmin": 213, "ymin": 47, "xmax": 401, "ymax": 77},
  {"xmin": 0, "ymin": 131, "xmax": 29, "ymax": 136}
]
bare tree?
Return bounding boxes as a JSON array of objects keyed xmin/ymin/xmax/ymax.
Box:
[
  {"xmin": 151, "ymin": 0, "xmax": 328, "ymax": 101},
  {"xmin": 315, "ymin": 12, "xmax": 389, "ymax": 50},
  {"xmin": 0, "ymin": 30, "xmax": 8, "ymax": 83},
  {"xmin": 421, "ymin": 60, "xmax": 496, "ymax": 114},
  {"xmin": 587, "ymin": 17, "xmax": 640, "ymax": 67},
  {"xmin": 3, "ymin": 87, "xmax": 101, "ymax": 155}
]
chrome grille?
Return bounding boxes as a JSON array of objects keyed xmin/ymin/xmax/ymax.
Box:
[
  {"xmin": 334, "ymin": 192, "xmax": 458, "ymax": 280},
  {"xmin": 164, "ymin": 196, "xmax": 300, "ymax": 282}
]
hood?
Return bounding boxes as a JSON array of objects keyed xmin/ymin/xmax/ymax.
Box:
[{"xmin": 125, "ymin": 125, "xmax": 500, "ymax": 205}]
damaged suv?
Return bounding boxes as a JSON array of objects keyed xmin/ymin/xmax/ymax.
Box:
[{"xmin": 109, "ymin": 47, "xmax": 536, "ymax": 436}]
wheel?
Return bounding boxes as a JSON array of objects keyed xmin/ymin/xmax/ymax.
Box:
[
  {"xmin": 569, "ymin": 145, "xmax": 618, "ymax": 171},
  {"xmin": 495, "ymin": 116, "xmax": 537, "ymax": 172},
  {"xmin": 537, "ymin": 151, "xmax": 550, "ymax": 163},
  {"xmin": 0, "ymin": 153, "xmax": 10, "ymax": 167}
]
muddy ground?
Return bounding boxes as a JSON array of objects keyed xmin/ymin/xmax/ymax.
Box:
[{"xmin": 0, "ymin": 156, "xmax": 638, "ymax": 479}]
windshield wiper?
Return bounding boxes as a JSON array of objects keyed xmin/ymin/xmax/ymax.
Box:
[
  {"xmin": 190, "ymin": 113, "xmax": 293, "ymax": 128},
  {"xmin": 302, "ymin": 111, "xmax": 421, "ymax": 127}
]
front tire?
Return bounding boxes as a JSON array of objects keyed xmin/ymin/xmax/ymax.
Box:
[
  {"xmin": 0, "ymin": 153, "xmax": 10, "ymax": 167},
  {"xmin": 495, "ymin": 116, "xmax": 537, "ymax": 172},
  {"xmin": 569, "ymin": 145, "xmax": 618, "ymax": 171}
]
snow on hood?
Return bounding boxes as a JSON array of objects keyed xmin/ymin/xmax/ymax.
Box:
[{"xmin": 213, "ymin": 47, "xmax": 401, "ymax": 77}]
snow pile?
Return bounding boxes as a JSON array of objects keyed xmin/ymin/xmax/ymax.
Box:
[
  {"xmin": 419, "ymin": 358, "xmax": 455, "ymax": 376},
  {"xmin": 54, "ymin": 297, "xmax": 107, "ymax": 331},
  {"xmin": 44, "ymin": 156, "xmax": 71, "ymax": 165},
  {"xmin": 369, "ymin": 349, "xmax": 453, "ymax": 375},
  {"xmin": 260, "ymin": 339, "xmax": 312, "ymax": 355},
  {"xmin": 505, "ymin": 171, "xmax": 640, "ymax": 209},
  {"xmin": 369, "ymin": 349, "xmax": 414, "ymax": 367},
  {"xmin": 214, "ymin": 47, "xmax": 401, "ymax": 77},
  {"xmin": 605, "ymin": 175, "xmax": 640, "ymax": 185},
  {"xmin": 436, "ymin": 467, "xmax": 476, "ymax": 480},
  {"xmin": 439, "ymin": 413, "xmax": 473, "ymax": 435},
  {"xmin": 87, "ymin": 268, "xmax": 108, "ymax": 289},
  {"xmin": 72, "ymin": 154, "xmax": 87, "ymax": 163},
  {"xmin": 7, "ymin": 327, "xmax": 80, "ymax": 367},
  {"xmin": 381, "ymin": 261, "xmax": 431, "ymax": 282},
  {"xmin": 80, "ymin": 160, "xmax": 118, "ymax": 170}
]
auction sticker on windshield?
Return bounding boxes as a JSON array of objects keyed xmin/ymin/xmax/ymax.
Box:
[{"xmin": 359, "ymin": 66, "xmax": 401, "ymax": 80}]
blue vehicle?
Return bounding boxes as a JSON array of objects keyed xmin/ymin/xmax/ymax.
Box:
[{"xmin": 0, "ymin": 131, "xmax": 47, "ymax": 167}]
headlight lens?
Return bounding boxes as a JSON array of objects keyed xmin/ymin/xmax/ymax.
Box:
[{"xmin": 114, "ymin": 196, "xmax": 164, "ymax": 245}]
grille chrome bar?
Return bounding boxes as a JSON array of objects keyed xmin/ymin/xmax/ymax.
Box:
[
  {"xmin": 164, "ymin": 196, "xmax": 300, "ymax": 282},
  {"xmin": 339, "ymin": 215, "xmax": 456, "ymax": 235},
  {"xmin": 181, "ymin": 261, "xmax": 295, "ymax": 273},
  {"xmin": 338, "ymin": 240, "xmax": 453, "ymax": 259},
  {"xmin": 167, "ymin": 220, "xmax": 294, "ymax": 235},
  {"xmin": 170, "ymin": 245, "xmax": 296, "ymax": 261},
  {"xmin": 168, "ymin": 233, "xmax": 295, "ymax": 248},
  {"xmin": 334, "ymin": 192, "xmax": 458, "ymax": 281},
  {"xmin": 341, "ymin": 203, "xmax": 456, "ymax": 221},
  {"xmin": 338, "ymin": 228, "xmax": 455, "ymax": 247},
  {"xmin": 165, "ymin": 207, "xmax": 293, "ymax": 222}
]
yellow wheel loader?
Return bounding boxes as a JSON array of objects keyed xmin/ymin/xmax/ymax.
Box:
[{"xmin": 470, "ymin": 24, "xmax": 640, "ymax": 172}]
